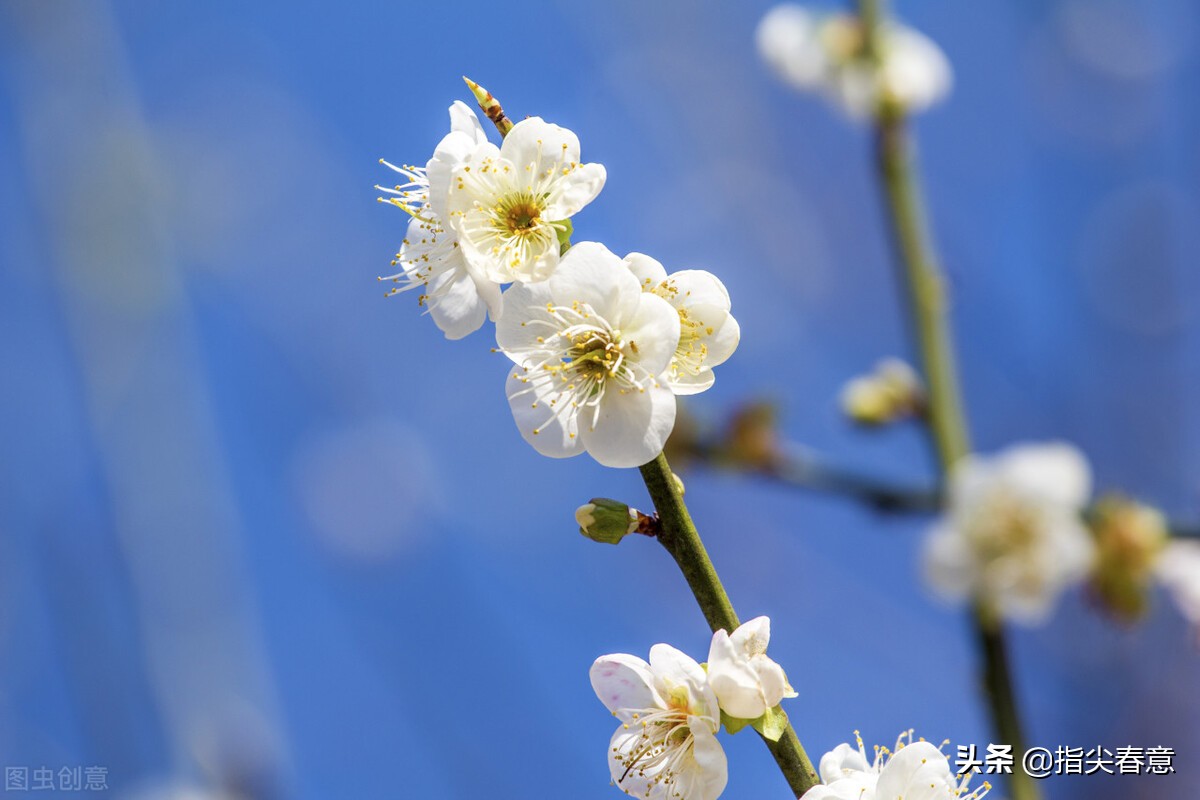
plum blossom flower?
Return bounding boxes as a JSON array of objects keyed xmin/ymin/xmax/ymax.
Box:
[
  {"xmin": 590, "ymin": 644, "xmax": 727, "ymax": 800},
  {"xmin": 377, "ymin": 101, "xmax": 502, "ymax": 339},
  {"xmin": 446, "ymin": 116, "xmax": 606, "ymax": 284},
  {"xmin": 756, "ymin": 5, "xmax": 952, "ymax": 118},
  {"xmin": 802, "ymin": 732, "xmax": 990, "ymax": 800},
  {"xmin": 923, "ymin": 442, "xmax": 1095, "ymax": 624},
  {"xmin": 496, "ymin": 242, "xmax": 680, "ymax": 468},
  {"xmin": 706, "ymin": 616, "xmax": 796, "ymax": 720},
  {"xmin": 624, "ymin": 254, "xmax": 740, "ymax": 396}
]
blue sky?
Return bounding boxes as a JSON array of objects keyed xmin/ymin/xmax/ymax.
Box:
[{"xmin": 2, "ymin": 1, "xmax": 1199, "ymax": 798}]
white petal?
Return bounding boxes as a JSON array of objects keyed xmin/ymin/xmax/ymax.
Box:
[
  {"xmin": 495, "ymin": 280, "xmax": 556, "ymax": 359},
  {"xmin": 729, "ymin": 616, "xmax": 770, "ymax": 655},
  {"xmin": 692, "ymin": 303, "xmax": 741, "ymax": 366},
  {"xmin": 751, "ymin": 656, "xmax": 793, "ymax": 708},
  {"xmin": 548, "ymin": 242, "xmax": 642, "ymax": 324},
  {"xmin": 922, "ymin": 523, "xmax": 975, "ymax": 602},
  {"xmin": 998, "ymin": 442, "xmax": 1092, "ymax": 509},
  {"xmin": 668, "ymin": 370, "xmax": 717, "ymax": 396},
  {"xmin": 1156, "ymin": 540, "xmax": 1200, "ymax": 625},
  {"xmin": 647, "ymin": 643, "xmax": 712, "ymax": 715},
  {"xmin": 581, "ymin": 383, "xmax": 676, "ymax": 469},
  {"xmin": 875, "ymin": 741, "xmax": 954, "ymax": 800},
  {"xmin": 801, "ymin": 779, "xmax": 878, "ymax": 800},
  {"xmin": 505, "ymin": 366, "xmax": 584, "ymax": 459},
  {"xmin": 590, "ymin": 654, "xmax": 663, "ymax": 719},
  {"xmin": 607, "ymin": 727, "xmax": 661, "ymax": 800},
  {"xmin": 623, "ymin": 293, "xmax": 682, "ymax": 378},
  {"xmin": 668, "ymin": 269, "xmax": 731, "ymax": 310},
  {"xmin": 427, "ymin": 266, "xmax": 488, "ymax": 340},
  {"xmin": 447, "ymin": 100, "xmax": 487, "ymax": 144},
  {"xmin": 427, "ymin": 132, "xmax": 488, "ymax": 217},
  {"xmin": 543, "ymin": 162, "xmax": 606, "ymax": 220},
  {"xmin": 675, "ymin": 719, "xmax": 729, "ymax": 800},
  {"xmin": 818, "ymin": 742, "xmax": 871, "ymax": 785},
  {"xmin": 756, "ymin": 5, "xmax": 828, "ymax": 90},
  {"xmin": 624, "ymin": 252, "xmax": 669, "ymax": 290},
  {"xmin": 707, "ymin": 629, "xmax": 767, "ymax": 720},
  {"xmin": 501, "ymin": 116, "xmax": 581, "ymax": 177}
]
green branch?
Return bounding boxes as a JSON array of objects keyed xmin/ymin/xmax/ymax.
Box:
[
  {"xmin": 639, "ymin": 452, "xmax": 819, "ymax": 797},
  {"xmin": 854, "ymin": 3, "xmax": 1039, "ymax": 799}
]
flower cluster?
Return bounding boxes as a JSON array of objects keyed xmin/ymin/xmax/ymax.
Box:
[
  {"xmin": 590, "ymin": 617, "xmax": 795, "ymax": 800},
  {"xmin": 923, "ymin": 442, "xmax": 1096, "ymax": 624},
  {"xmin": 802, "ymin": 732, "xmax": 989, "ymax": 800},
  {"xmin": 756, "ymin": 4, "xmax": 951, "ymax": 117},
  {"xmin": 378, "ymin": 94, "xmax": 739, "ymax": 468}
]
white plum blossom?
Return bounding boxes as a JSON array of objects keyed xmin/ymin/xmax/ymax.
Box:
[
  {"xmin": 446, "ymin": 116, "xmax": 606, "ymax": 284},
  {"xmin": 624, "ymin": 254, "xmax": 740, "ymax": 396},
  {"xmin": 496, "ymin": 242, "xmax": 680, "ymax": 469},
  {"xmin": 590, "ymin": 644, "xmax": 727, "ymax": 800},
  {"xmin": 706, "ymin": 616, "xmax": 796, "ymax": 720},
  {"xmin": 1155, "ymin": 539, "xmax": 1200, "ymax": 632},
  {"xmin": 377, "ymin": 102, "xmax": 503, "ymax": 339},
  {"xmin": 756, "ymin": 5, "xmax": 952, "ymax": 117},
  {"xmin": 802, "ymin": 732, "xmax": 990, "ymax": 800},
  {"xmin": 923, "ymin": 442, "xmax": 1095, "ymax": 624}
]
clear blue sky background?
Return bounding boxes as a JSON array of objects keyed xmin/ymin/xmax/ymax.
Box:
[{"xmin": 2, "ymin": 1, "xmax": 1199, "ymax": 798}]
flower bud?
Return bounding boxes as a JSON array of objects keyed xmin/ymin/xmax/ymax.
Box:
[
  {"xmin": 1088, "ymin": 495, "xmax": 1169, "ymax": 620},
  {"xmin": 841, "ymin": 358, "xmax": 924, "ymax": 426},
  {"xmin": 462, "ymin": 76, "xmax": 513, "ymax": 136},
  {"xmin": 576, "ymin": 498, "xmax": 639, "ymax": 545}
]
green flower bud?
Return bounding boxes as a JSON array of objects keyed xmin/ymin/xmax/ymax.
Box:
[{"xmin": 576, "ymin": 498, "xmax": 639, "ymax": 545}]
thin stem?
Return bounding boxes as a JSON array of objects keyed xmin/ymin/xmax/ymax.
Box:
[
  {"xmin": 855, "ymin": 3, "xmax": 1039, "ymax": 799},
  {"xmin": 639, "ymin": 451, "xmax": 819, "ymax": 797}
]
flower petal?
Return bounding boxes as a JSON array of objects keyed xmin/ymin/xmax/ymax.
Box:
[
  {"xmin": 818, "ymin": 742, "xmax": 871, "ymax": 785},
  {"xmin": 922, "ymin": 522, "xmax": 976, "ymax": 601},
  {"xmin": 647, "ymin": 643, "xmax": 708, "ymax": 702},
  {"xmin": 624, "ymin": 252, "xmax": 669, "ymax": 290},
  {"xmin": 447, "ymin": 100, "xmax": 487, "ymax": 144},
  {"xmin": 495, "ymin": 280, "xmax": 557, "ymax": 359},
  {"xmin": 590, "ymin": 653, "xmax": 663, "ymax": 719},
  {"xmin": 707, "ymin": 628, "xmax": 767, "ymax": 720},
  {"xmin": 667, "ymin": 269, "xmax": 731, "ymax": 310},
  {"xmin": 875, "ymin": 741, "xmax": 954, "ymax": 800},
  {"xmin": 729, "ymin": 616, "xmax": 771, "ymax": 656},
  {"xmin": 580, "ymin": 383, "xmax": 676, "ymax": 469},
  {"xmin": 428, "ymin": 135, "xmax": 493, "ymax": 218},
  {"xmin": 623, "ymin": 293, "xmax": 682, "ymax": 378},
  {"xmin": 426, "ymin": 266, "xmax": 488, "ymax": 340},
  {"xmin": 998, "ymin": 442, "xmax": 1092, "ymax": 509},
  {"xmin": 505, "ymin": 366, "xmax": 584, "ymax": 459},
  {"xmin": 675, "ymin": 718, "xmax": 729, "ymax": 800},
  {"xmin": 501, "ymin": 116, "xmax": 581, "ymax": 178},
  {"xmin": 543, "ymin": 162, "xmax": 606, "ymax": 220},
  {"xmin": 548, "ymin": 242, "xmax": 642, "ymax": 324},
  {"xmin": 751, "ymin": 655, "xmax": 793, "ymax": 708}
]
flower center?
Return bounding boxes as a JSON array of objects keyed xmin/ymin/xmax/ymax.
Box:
[
  {"xmin": 567, "ymin": 330, "xmax": 623, "ymax": 382},
  {"xmin": 494, "ymin": 190, "xmax": 544, "ymax": 236},
  {"xmin": 968, "ymin": 489, "xmax": 1043, "ymax": 558},
  {"xmin": 614, "ymin": 706, "xmax": 697, "ymax": 797}
]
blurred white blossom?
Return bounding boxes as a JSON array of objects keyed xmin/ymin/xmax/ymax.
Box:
[
  {"xmin": 625, "ymin": 253, "xmax": 741, "ymax": 396},
  {"xmin": 590, "ymin": 644, "xmax": 727, "ymax": 800},
  {"xmin": 1155, "ymin": 539, "xmax": 1200, "ymax": 631},
  {"xmin": 496, "ymin": 242, "xmax": 680, "ymax": 468},
  {"xmin": 923, "ymin": 442, "xmax": 1095, "ymax": 624},
  {"xmin": 377, "ymin": 101, "xmax": 502, "ymax": 339},
  {"xmin": 802, "ymin": 732, "xmax": 989, "ymax": 800},
  {"xmin": 706, "ymin": 616, "xmax": 796, "ymax": 720},
  {"xmin": 756, "ymin": 4, "xmax": 952, "ymax": 117},
  {"xmin": 447, "ymin": 116, "xmax": 605, "ymax": 283}
]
